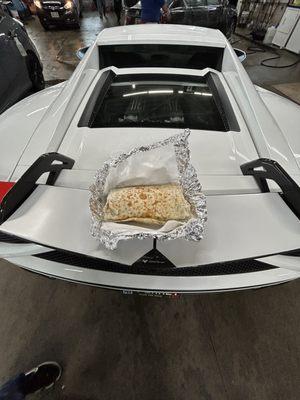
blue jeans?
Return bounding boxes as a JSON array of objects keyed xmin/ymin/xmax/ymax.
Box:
[{"xmin": 0, "ymin": 374, "xmax": 26, "ymax": 400}]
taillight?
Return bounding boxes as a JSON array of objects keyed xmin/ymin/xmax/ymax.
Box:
[{"xmin": 0, "ymin": 182, "xmax": 15, "ymax": 204}]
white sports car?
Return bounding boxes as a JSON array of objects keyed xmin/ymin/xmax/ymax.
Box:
[{"xmin": 0, "ymin": 25, "xmax": 299, "ymax": 294}]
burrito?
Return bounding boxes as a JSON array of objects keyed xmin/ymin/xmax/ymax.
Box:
[{"xmin": 103, "ymin": 184, "xmax": 194, "ymax": 225}]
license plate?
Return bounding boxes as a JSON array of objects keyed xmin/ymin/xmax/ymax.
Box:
[
  {"xmin": 51, "ymin": 12, "xmax": 59, "ymax": 18},
  {"xmin": 122, "ymin": 290, "xmax": 180, "ymax": 298}
]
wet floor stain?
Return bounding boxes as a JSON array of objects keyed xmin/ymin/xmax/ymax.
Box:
[{"xmin": 25, "ymin": 11, "xmax": 103, "ymax": 81}]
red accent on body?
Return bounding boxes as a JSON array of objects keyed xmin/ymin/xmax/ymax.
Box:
[{"xmin": 0, "ymin": 182, "xmax": 15, "ymax": 203}]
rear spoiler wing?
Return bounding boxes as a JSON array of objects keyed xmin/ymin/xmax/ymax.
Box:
[
  {"xmin": 241, "ymin": 158, "xmax": 300, "ymax": 220},
  {"xmin": 0, "ymin": 155, "xmax": 299, "ymax": 274},
  {"xmin": 1, "ymin": 155, "xmax": 299, "ymax": 226},
  {"xmin": 0, "ymin": 153, "xmax": 74, "ymax": 224}
]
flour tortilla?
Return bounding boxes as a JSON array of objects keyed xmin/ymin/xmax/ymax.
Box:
[{"xmin": 103, "ymin": 184, "xmax": 193, "ymax": 225}]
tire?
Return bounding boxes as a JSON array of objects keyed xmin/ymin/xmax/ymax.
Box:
[
  {"xmin": 73, "ymin": 20, "xmax": 80, "ymax": 28},
  {"xmin": 40, "ymin": 19, "xmax": 50, "ymax": 30},
  {"xmin": 73, "ymin": 13, "xmax": 81, "ymax": 28},
  {"xmin": 78, "ymin": 0, "xmax": 83, "ymax": 17},
  {"xmin": 70, "ymin": 8, "xmax": 80, "ymax": 28},
  {"xmin": 27, "ymin": 53, "xmax": 45, "ymax": 92}
]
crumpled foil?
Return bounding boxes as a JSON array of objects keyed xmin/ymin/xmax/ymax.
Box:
[{"xmin": 90, "ymin": 130, "xmax": 207, "ymax": 250}]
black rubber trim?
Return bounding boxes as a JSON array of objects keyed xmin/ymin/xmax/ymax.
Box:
[
  {"xmin": 34, "ymin": 250, "xmax": 276, "ymax": 276},
  {"xmin": 78, "ymin": 69, "xmax": 116, "ymax": 127},
  {"xmin": 208, "ymin": 73, "xmax": 240, "ymax": 132},
  {"xmin": 241, "ymin": 158, "xmax": 300, "ymax": 219},
  {"xmin": 0, "ymin": 231, "xmax": 28, "ymax": 244},
  {"xmin": 0, "ymin": 153, "xmax": 74, "ymax": 224}
]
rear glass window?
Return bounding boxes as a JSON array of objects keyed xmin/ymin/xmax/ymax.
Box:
[
  {"xmin": 90, "ymin": 75, "xmax": 227, "ymax": 131},
  {"xmin": 99, "ymin": 44, "xmax": 223, "ymax": 71}
]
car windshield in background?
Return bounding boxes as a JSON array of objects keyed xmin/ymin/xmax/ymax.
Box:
[
  {"xmin": 91, "ymin": 75, "xmax": 227, "ymax": 131},
  {"xmin": 99, "ymin": 44, "xmax": 223, "ymax": 71}
]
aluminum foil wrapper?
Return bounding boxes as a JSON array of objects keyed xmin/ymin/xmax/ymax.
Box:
[{"xmin": 90, "ymin": 130, "xmax": 207, "ymax": 250}]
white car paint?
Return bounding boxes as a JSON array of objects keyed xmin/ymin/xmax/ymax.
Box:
[
  {"xmin": 0, "ymin": 83, "xmax": 64, "ymax": 181},
  {"xmin": 256, "ymin": 86, "xmax": 300, "ymax": 170},
  {"xmin": 0, "ymin": 25, "xmax": 299, "ymax": 292}
]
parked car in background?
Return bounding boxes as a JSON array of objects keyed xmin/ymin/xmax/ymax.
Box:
[
  {"xmin": 122, "ymin": 0, "xmax": 237, "ymax": 37},
  {"xmin": 34, "ymin": 0, "xmax": 81, "ymax": 30},
  {"xmin": 0, "ymin": 8, "xmax": 44, "ymax": 114}
]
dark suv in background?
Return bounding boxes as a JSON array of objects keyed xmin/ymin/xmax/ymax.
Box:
[
  {"xmin": 123, "ymin": 0, "xmax": 237, "ymax": 37},
  {"xmin": 34, "ymin": 0, "xmax": 82, "ymax": 29}
]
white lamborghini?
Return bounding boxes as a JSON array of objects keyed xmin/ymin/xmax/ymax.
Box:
[{"xmin": 0, "ymin": 25, "xmax": 299, "ymax": 293}]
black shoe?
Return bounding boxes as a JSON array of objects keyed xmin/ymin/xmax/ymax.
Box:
[{"xmin": 22, "ymin": 361, "xmax": 62, "ymax": 395}]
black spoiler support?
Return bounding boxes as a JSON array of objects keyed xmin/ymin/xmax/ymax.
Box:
[
  {"xmin": 0, "ymin": 153, "xmax": 75, "ymax": 224},
  {"xmin": 241, "ymin": 158, "xmax": 300, "ymax": 219}
]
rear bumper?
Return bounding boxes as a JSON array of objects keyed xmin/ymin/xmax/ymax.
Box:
[
  {"xmin": 2, "ymin": 245, "xmax": 300, "ymax": 293},
  {"xmin": 6, "ymin": 257, "xmax": 300, "ymax": 293}
]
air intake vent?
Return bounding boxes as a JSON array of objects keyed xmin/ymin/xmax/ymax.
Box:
[
  {"xmin": 0, "ymin": 232, "xmax": 28, "ymax": 244},
  {"xmin": 34, "ymin": 250, "xmax": 276, "ymax": 276}
]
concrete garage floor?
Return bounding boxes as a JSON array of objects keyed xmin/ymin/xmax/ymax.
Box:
[
  {"xmin": 1, "ymin": 13, "xmax": 300, "ymax": 399},
  {"xmin": 26, "ymin": 11, "xmax": 103, "ymax": 82},
  {"xmin": 233, "ymin": 32, "xmax": 300, "ymax": 104}
]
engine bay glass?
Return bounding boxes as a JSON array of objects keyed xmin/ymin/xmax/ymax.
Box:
[{"xmin": 91, "ymin": 74, "xmax": 228, "ymax": 131}]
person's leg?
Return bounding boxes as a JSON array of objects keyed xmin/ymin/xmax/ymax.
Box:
[
  {"xmin": 0, "ymin": 374, "xmax": 26, "ymax": 400},
  {"xmin": 0, "ymin": 362, "xmax": 62, "ymax": 400},
  {"xmin": 114, "ymin": 1, "xmax": 121, "ymax": 24},
  {"xmin": 96, "ymin": 0, "xmax": 104, "ymax": 18}
]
